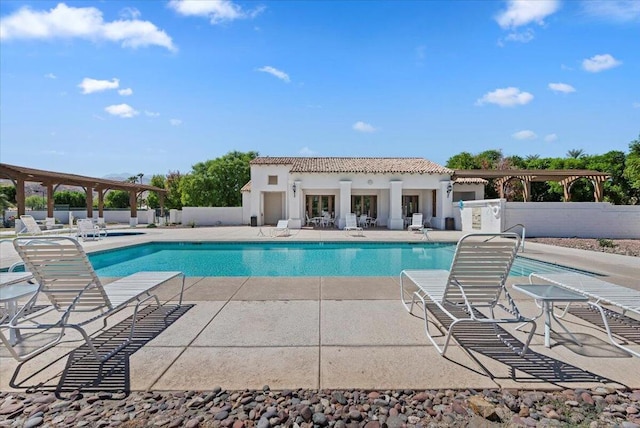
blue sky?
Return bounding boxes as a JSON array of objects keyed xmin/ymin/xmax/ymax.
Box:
[{"xmin": 1, "ymin": 0, "xmax": 638, "ymax": 178}]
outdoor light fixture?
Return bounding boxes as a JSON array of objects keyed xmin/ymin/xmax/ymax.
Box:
[
  {"xmin": 292, "ymin": 182, "xmax": 297, "ymax": 197},
  {"xmin": 446, "ymin": 183, "xmax": 453, "ymax": 197}
]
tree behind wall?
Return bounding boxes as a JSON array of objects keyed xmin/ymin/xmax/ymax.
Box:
[
  {"xmin": 105, "ymin": 190, "xmax": 130, "ymax": 208},
  {"xmin": 180, "ymin": 151, "xmax": 257, "ymax": 207}
]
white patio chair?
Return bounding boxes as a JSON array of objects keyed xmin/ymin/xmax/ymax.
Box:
[
  {"xmin": 271, "ymin": 220, "xmax": 290, "ymax": 237},
  {"xmin": 321, "ymin": 213, "xmax": 335, "ymax": 228},
  {"xmin": 306, "ymin": 214, "xmax": 320, "ymax": 228},
  {"xmin": 529, "ymin": 272, "xmax": 640, "ymax": 358},
  {"xmin": 400, "ymin": 232, "xmax": 535, "ymax": 357},
  {"xmin": 76, "ymin": 218, "xmax": 107, "ymax": 241},
  {"xmin": 7, "ymin": 236, "xmax": 185, "ymax": 362},
  {"xmin": 359, "ymin": 214, "xmax": 369, "ymax": 228},
  {"xmin": 344, "ymin": 213, "xmax": 363, "ymax": 236},
  {"xmin": 407, "ymin": 213, "xmax": 424, "ymax": 232}
]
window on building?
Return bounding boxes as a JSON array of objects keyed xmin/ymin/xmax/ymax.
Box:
[
  {"xmin": 268, "ymin": 175, "xmax": 278, "ymax": 185},
  {"xmin": 351, "ymin": 195, "xmax": 377, "ymax": 218}
]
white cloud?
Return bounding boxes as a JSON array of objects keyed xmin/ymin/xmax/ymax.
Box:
[
  {"xmin": 353, "ymin": 121, "xmax": 377, "ymax": 133},
  {"xmin": 44, "ymin": 73, "xmax": 56, "ymax": 79},
  {"xmin": 145, "ymin": 110, "xmax": 160, "ymax": 117},
  {"xmin": 476, "ymin": 87, "xmax": 534, "ymax": 107},
  {"xmin": 582, "ymin": 54, "xmax": 622, "ymax": 72},
  {"xmin": 168, "ymin": 0, "xmax": 264, "ymax": 24},
  {"xmin": 119, "ymin": 7, "xmax": 141, "ymax": 20},
  {"xmin": 299, "ymin": 146, "xmax": 318, "ymax": 156},
  {"xmin": 582, "ymin": 0, "xmax": 640, "ymax": 22},
  {"xmin": 495, "ymin": 0, "xmax": 560, "ymax": 29},
  {"xmin": 0, "ymin": 3, "xmax": 176, "ymax": 52},
  {"xmin": 548, "ymin": 82, "xmax": 576, "ymax": 93},
  {"xmin": 257, "ymin": 66, "xmax": 290, "ymax": 83},
  {"xmin": 512, "ymin": 130, "xmax": 537, "ymax": 140},
  {"xmin": 501, "ymin": 28, "xmax": 535, "ymax": 44},
  {"xmin": 544, "ymin": 133, "xmax": 558, "ymax": 142},
  {"xmin": 78, "ymin": 77, "xmax": 119, "ymax": 94},
  {"xmin": 170, "ymin": 118, "xmax": 182, "ymax": 126},
  {"xmin": 118, "ymin": 88, "xmax": 133, "ymax": 96},
  {"xmin": 105, "ymin": 103, "xmax": 139, "ymax": 118}
]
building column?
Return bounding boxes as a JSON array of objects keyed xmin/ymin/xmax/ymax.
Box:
[
  {"xmin": 388, "ymin": 181, "xmax": 404, "ymax": 230},
  {"xmin": 338, "ymin": 181, "xmax": 352, "ymax": 229}
]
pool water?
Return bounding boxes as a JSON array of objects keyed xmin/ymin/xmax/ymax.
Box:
[{"xmin": 89, "ymin": 242, "xmax": 577, "ymax": 277}]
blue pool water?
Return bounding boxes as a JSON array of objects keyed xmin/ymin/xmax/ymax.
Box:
[{"xmin": 88, "ymin": 242, "xmax": 577, "ymax": 277}]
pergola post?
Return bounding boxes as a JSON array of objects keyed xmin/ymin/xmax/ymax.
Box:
[
  {"xmin": 86, "ymin": 186, "xmax": 94, "ymax": 219},
  {"xmin": 129, "ymin": 190, "xmax": 138, "ymax": 226},
  {"xmin": 97, "ymin": 188, "xmax": 105, "ymax": 223},
  {"xmin": 16, "ymin": 178, "xmax": 25, "ymax": 217},
  {"xmin": 593, "ymin": 177, "xmax": 605, "ymax": 202},
  {"xmin": 46, "ymin": 183, "xmax": 54, "ymax": 217}
]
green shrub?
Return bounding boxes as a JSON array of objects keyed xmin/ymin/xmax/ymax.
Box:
[{"xmin": 597, "ymin": 238, "xmax": 616, "ymax": 248}]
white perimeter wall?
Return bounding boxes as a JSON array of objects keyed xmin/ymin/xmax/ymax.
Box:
[
  {"xmin": 457, "ymin": 200, "xmax": 640, "ymax": 238},
  {"xmin": 6, "ymin": 209, "xmax": 155, "ymax": 225},
  {"xmin": 504, "ymin": 202, "xmax": 640, "ymax": 239},
  {"xmin": 181, "ymin": 207, "xmax": 243, "ymax": 226}
]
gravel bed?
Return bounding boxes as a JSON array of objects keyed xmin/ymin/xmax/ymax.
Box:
[
  {"xmin": 2, "ymin": 387, "xmax": 640, "ymax": 428},
  {"xmin": 527, "ymin": 238, "xmax": 640, "ymax": 257}
]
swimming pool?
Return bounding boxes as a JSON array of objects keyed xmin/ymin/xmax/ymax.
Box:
[{"xmin": 89, "ymin": 242, "xmax": 579, "ymax": 277}]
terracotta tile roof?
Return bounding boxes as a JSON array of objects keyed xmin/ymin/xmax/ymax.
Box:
[
  {"xmin": 251, "ymin": 157, "xmax": 452, "ymax": 174},
  {"xmin": 454, "ymin": 177, "xmax": 488, "ymax": 184},
  {"xmin": 240, "ymin": 181, "xmax": 251, "ymax": 192}
]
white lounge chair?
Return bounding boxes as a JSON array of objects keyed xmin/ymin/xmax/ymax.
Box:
[
  {"xmin": 529, "ymin": 272, "xmax": 640, "ymax": 357},
  {"xmin": 7, "ymin": 236, "xmax": 185, "ymax": 362},
  {"xmin": 76, "ymin": 218, "xmax": 107, "ymax": 241},
  {"xmin": 400, "ymin": 232, "xmax": 535, "ymax": 357},
  {"xmin": 17, "ymin": 215, "xmax": 47, "ymax": 236},
  {"xmin": 407, "ymin": 213, "xmax": 424, "ymax": 232},
  {"xmin": 271, "ymin": 220, "xmax": 290, "ymax": 237},
  {"xmin": 344, "ymin": 213, "xmax": 363, "ymax": 236}
]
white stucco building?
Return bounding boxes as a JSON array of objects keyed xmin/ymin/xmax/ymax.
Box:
[{"xmin": 242, "ymin": 157, "xmax": 485, "ymax": 230}]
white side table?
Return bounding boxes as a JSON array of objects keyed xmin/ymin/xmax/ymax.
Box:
[
  {"xmin": 512, "ymin": 283, "xmax": 589, "ymax": 348},
  {"xmin": 1, "ymin": 272, "xmax": 38, "ymax": 345}
]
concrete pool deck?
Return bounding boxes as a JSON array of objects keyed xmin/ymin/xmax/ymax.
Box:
[{"xmin": 1, "ymin": 226, "xmax": 638, "ymax": 393}]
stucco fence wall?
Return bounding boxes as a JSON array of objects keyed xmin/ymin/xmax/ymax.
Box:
[
  {"xmin": 180, "ymin": 207, "xmax": 244, "ymax": 227},
  {"xmin": 7, "ymin": 209, "xmax": 155, "ymax": 228},
  {"xmin": 456, "ymin": 199, "xmax": 640, "ymax": 239}
]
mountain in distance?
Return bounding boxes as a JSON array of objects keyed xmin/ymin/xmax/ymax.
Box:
[{"xmin": 102, "ymin": 173, "xmax": 152, "ymax": 185}]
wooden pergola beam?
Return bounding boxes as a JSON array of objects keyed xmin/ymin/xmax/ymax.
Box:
[{"xmin": 0, "ymin": 163, "xmax": 166, "ymax": 218}]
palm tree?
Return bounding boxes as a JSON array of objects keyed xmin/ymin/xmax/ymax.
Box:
[
  {"xmin": 525, "ymin": 154, "xmax": 540, "ymax": 161},
  {"xmin": 567, "ymin": 149, "xmax": 585, "ymax": 159}
]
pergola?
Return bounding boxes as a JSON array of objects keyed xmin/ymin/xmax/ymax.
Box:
[
  {"xmin": 0, "ymin": 163, "xmax": 166, "ymax": 220},
  {"xmin": 452, "ymin": 169, "xmax": 611, "ymax": 202}
]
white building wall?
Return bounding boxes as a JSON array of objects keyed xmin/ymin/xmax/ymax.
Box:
[{"xmin": 241, "ymin": 192, "xmax": 251, "ymax": 225}]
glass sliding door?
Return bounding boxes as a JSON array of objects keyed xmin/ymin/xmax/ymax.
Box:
[
  {"xmin": 351, "ymin": 195, "xmax": 377, "ymax": 217},
  {"xmin": 306, "ymin": 195, "xmax": 335, "ymax": 217},
  {"xmin": 402, "ymin": 195, "xmax": 419, "ymax": 217}
]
